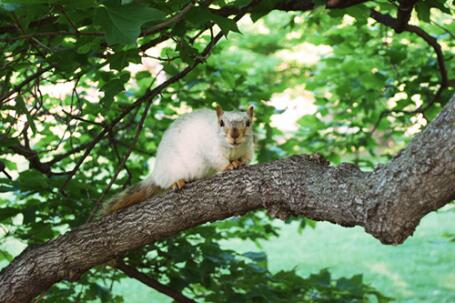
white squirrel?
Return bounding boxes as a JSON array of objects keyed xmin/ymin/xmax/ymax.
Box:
[{"xmin": 102, "ymin": 104, "xmax": 254, "ymax": 214}]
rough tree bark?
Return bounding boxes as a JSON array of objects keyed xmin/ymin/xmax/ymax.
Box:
[{"xmin": 0, "ymin": 94, "xmax": 454, "ymax": 302}]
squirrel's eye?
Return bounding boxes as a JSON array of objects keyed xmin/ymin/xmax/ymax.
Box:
[
  {"xmin": 246, "ymin": 120, "xmax": 251, "ymax": 127},
  {"xmin": 220, "ymin": 120, "xmax": 225, "ymax": 127}
]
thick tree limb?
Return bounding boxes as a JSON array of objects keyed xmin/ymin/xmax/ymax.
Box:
[{"xmin": 1, "ymin": 94, "xmax": 454, "ymax": 302}]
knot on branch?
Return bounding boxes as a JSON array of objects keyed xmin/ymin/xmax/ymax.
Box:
[
  {"xmin": 289, "ymin": 153, "xmax": 330, "ymax": 166},
  {"xmin": 65, "ymin": 269, "xmax": 83, "ymax": 282},
  {"xmin": 262, "ymin": 198, "xmax": 295, "ymax": 220},
  {"xmin": 365, "ymin": 216, "xmax": 419, "ymax": 245},
  {"xmin": 335, "ymin": 162, "xmax": 362, "ymax": 176}
]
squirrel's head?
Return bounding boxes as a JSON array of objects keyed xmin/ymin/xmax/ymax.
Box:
[{"xmin": 215, "ymin": 104, "xmax": 254, "ymax": 147}]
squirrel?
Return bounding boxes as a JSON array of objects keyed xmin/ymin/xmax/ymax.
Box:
[{"xmin": 100, "ymin": 104, "xmax": 254, "ymax": 215}]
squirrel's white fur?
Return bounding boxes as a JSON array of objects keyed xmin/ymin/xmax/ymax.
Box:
[
  {"xmin": 102, "ymin": 106, "xmax": 254, "ymax": 214},
  {"xmin": 147, "ymin": 108, "xmax": 254, "ymax": 188}
]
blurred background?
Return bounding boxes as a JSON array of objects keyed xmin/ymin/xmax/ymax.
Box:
[{"xmin": 1, "ymin": 2, "xmax": 454, "ymax": 302}]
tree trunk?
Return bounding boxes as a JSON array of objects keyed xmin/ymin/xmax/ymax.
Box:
[{"xmin": 0, "ymin": 95, "xmax": 454, "ymax": 303}]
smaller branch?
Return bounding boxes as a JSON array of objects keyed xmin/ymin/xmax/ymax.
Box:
[
  {"xmin": 0, "ymin": 161, "xmax": 12, "ymax": 180},
  {"xmin": 87, "ymin": 101, "xmax": 153, "ymax": 221},
  {"xmin": 11, "ymin": 13, "xmax": 48, "ymax": 58},
  {"xmin": 395, "ymin": 0, "xmax": 418, "ymax": 33},
  {"xmin": 432, "ymin": 21, "xmax": 455, "ymax": 40},
  {"xmin": 139, "ymin": 33, "xmax": 171, "ymax": 52},
  {"xmin": 141, "ymin": 1, "xmax": 195, "ymax": 37},
  {"xmin": 0, "ymin": 31, "xmax": 103, "ymax": 42},
  {"xmin": 0, "ymin": 16, "xmax": 56, "ymax": 35},
  {"xmin": 115, "ymin": 259, "xmax": 196, "ymax": 303},
  {"xmin": 62, "ymin": 109, "xmax": 106, "ymax": 127},
  {"xmin": 141, "ymin": 53, "xmax": 179, "ymax": 62},
  {"xmin": 406, "ymin": 29, "xmax": 448, "ymax": 89},
  {"xmin": 108, "ymin": 135, "xmax": 133, "ymax": 188},
  {"xmin": 212, "ymin": 0, "xmax": 370, "ymax": 16},
  {"xmin": 2, "ymin": 136, "xmax": 52, "ymax": 176},
  {"xmin": 45, "ymin": 141, "xmax": 94, "ymax": 165},
  {"xmin": 0, "ymin": 66, "xmax": 52, "ymax": 104},
  {"xmin": 370, "ymin": 9, "xmax": 450, "ymax": 111},
  {"xmin": 58, "ymin": 5, "xmax": 79, "ymax": 33}
]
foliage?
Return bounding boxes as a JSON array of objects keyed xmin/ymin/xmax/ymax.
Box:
[{"xmin": 0, "ymin": 0, "xmax": 454, "ymax": 302}]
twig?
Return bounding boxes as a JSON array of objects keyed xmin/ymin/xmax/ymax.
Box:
[
  {"xmin": 58, "ymin": 5, "xmax": 79, "ymax": 33},
  {"xmin": 0, "ymin": 66, "xmax": 52, "ymax": 104},
  {"xmin": 62, "ymin": 109, "xmax": 106, "ymax": 127},
  {"xmin": 87, "ymin": 101, "xmax": 153, "ymax": 221},
  {"xmin": 0, "ymin": 16, "xmax": 56, "ymax": 35},
  {"xmin": 141, "ymin": 1, "xmax": 195, "ymax": 36},
  {"xmin": 11, "ymin": 13, "xmax": 48, "ymax": 58},
  {"xmin": 1, "ymin": 135, "xmax": 53, "ymax": 176},
  {"xmin": 115, "ymin": 259, "xmax": 196, "ymax": 303},
  {"xmin": 0, "ymin": 31, "xmax": 103, "ymax": 42},
  {"xmin": 370, "ymin": 9, "xmax": 450, "ymax": 111},
  {"xmin": 139, "ymin": 33, "xmax": 171, "ymax": 52},
  {"xmin": 432, "ymin": 20, "xmax": 455, "ymax": 40},
  {"xmin": 108, "ymin": 136, "xmax": 133, "ymax": 188},
  {"xmin": 45, "ymin": 141, "xmax": 94, "ymax": 165}
]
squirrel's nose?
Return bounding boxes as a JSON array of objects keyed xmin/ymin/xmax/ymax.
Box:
[{"xmin": 231, "ymin": 128, "xmax": 239, "ymax": 139}]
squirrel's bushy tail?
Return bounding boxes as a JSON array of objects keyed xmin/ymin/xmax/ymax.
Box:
[{"xmin": 100, "ymin": 180, "xmax": 162, "ymax": 215}]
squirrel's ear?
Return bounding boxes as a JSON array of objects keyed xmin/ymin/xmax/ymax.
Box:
[
  {"xmin": 216, "ymin": 105, "xmax": 224, "ymax": 118},
  {"xmin": 247, "ymin": 105, "xmax": 254, "ymax": 119}
]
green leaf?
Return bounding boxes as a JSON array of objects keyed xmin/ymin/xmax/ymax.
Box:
[
  {"xmin": 0, "ymin": 207, "xmax": 20, "ymax": 221},
  {"xmin": 185, "ymin": 6, "xmax": 212, "ymax": 27},
  {"xmin": 176, "ymin": 39, "xmax": 198, "ymax": 64},
  {"xmin": 15, "ymin": 96, "xmax": 37, "ymax": 134},
  {"xmin": 0, "ymin": 250, "xmax": 13, "ymax": 262},
  {"xmin": 243, "ymin": 251, "xmax": 267, "ymax": 267},
  {"xmin": 108, "ymin": 49, "xmax": 140, "ymax": 71},
  {"xmin": 95, "ymin": 3, "xmax": 166, "ymax": 45},
  {"xmin": 428, "ymin": 0, "xmax": 450, "ymax": 14},
  {"xmin": 249, "ymin": 0, "xmax": 277, "ymax": 22},
  {"xmin": 424, "ymin": 104, "xmax": 442, "ymax": 121},
  {"xmin": 344, "ymin": 5, "xmax": 369, "ymax": 22},
  {"xmin": 232, "ymin": 0, "xmax": 251, "ymax": 8},
  {"xmin": 211, "ymin": 15, "xmax": 240, "ymax": 36},
  {"xmin": 16, "ymin": 170, "xmax": 49, "ymax": 192},
  {"xmin": 415, "ymin": 2, "xmax": 431, "ymax": 23},
  {"xmin": 0, "ymin": 185, "xmax": 14, "ymax": 192}
]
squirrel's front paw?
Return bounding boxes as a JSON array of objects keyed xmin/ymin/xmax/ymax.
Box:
[
  {"xmin": 224, "ymin": 160, "xmax": 242, "ymax": 171},
  {"xmin": 171, "ymin": 179, "xmax": 186, "ymax": 191}
]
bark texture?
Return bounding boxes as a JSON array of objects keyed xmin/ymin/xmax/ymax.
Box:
[{"xmin": 0, "ymin": 96, "xmax": 455, "ymax": 302}]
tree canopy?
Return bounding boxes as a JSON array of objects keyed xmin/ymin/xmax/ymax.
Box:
[{"xmin": 0, "ymin": 0, "xmax": 454, "ymax": 302}]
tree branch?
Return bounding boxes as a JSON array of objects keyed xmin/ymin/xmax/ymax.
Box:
[
  {"xmin": 395, "ymin": 0, "xmax": 418, "ymax": 33},
  {"xmin": 115, "ymin": 259, "xmax": 196, "ymax": 303},
  {"xmin": 141, "ymin": 1, "xmax": 195, "ymax": 37},
  {"xmin": 1, "ymin": 94, "xmax": 454, "ymax": 303},
  {"xmin": 1, "ymin": 136, "xmax": 53, "ymax": 176},
  {"xmin": 212, "ymin": 0, "xmax": 371, "ymax": 16},
  {"xmin": 0, "ymin": 66, "xmax": 52, "ymax": 104},
  {"xmin": 370, "ymin": 10, "xmax": 448, "ymax": 89}
]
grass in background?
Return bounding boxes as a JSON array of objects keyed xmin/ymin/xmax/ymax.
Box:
[{"xmin": 114, "ymin": 207, "xmax": 455, "ymax": 302}]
